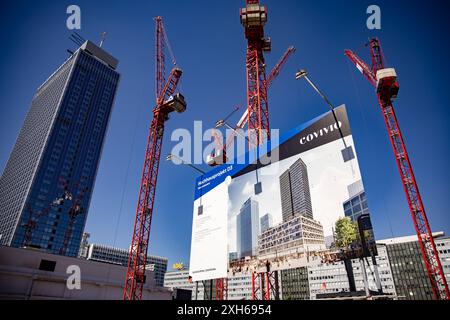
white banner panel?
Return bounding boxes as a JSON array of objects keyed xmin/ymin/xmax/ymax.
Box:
[{"xmin": 189, "ymin": 180, "xmax": 229, "ymax": 282}]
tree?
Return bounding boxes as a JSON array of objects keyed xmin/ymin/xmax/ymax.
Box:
[{"xmin": 334, "ymin": 217, "xmax": 358, "ymax": 249}]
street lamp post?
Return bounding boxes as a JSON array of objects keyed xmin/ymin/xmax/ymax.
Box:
[
  {"xmin": 215, "ymin": 119, "xmax": 262, "ymax": 194},
  {"xmin": 215, "ymin": 119, "xmax": 255, "ymax": 147},
  {"xmin": 295, "ymin": 69, "xmax": 350, "ymax": 151},
  {"xmin": 295, "ymin": 69, "xmax": 354, "ymax": 161},
  {"xmin": 166, "ymin": 154, "xmax": 205, "ymax": 174}
]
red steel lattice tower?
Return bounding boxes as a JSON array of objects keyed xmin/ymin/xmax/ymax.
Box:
[
  {"xmin": 123, "ymin": 16, "xmax": 186, "ymax": 300},
  {"xmin": 345, "ymin": 38, "xmax": 449, "ymax": 300},
  {"xmin": 59, "ymin": 186, "xmax": 88, "ymax": 256},
  {"xmin": 21, "ymin": 204, "xmax": 52, "ymax": 247},
  {"xmin": 215, "ymin": 278, "xmax": 228, "ymax": 300},
  {"xmin": 251, "ymin": 270, "xmax": 279, "ymax": 300},
  {"xmin": 240, "ymin": 0, "xmax": 281, "ymax": 301},
  {"xmin": 240, "ymin": 0, "xmax": 271, "ymax": 147},
  {"xmin": 207, "ymin": 46, "xmax": 295, "ymax": 167},
  {"xmin": 22, "ymin": 175, "xmax": 87, "ymax": 254},
  {"xmin": 58, "ymin": 176, "xmax": 89, "ymax": 255}
]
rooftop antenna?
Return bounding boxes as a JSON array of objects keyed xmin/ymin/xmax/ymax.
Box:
[
  {"xmin": 69, "ymin": 31, "xmax": 85, "ymax": 47},
  {"xmin": 69, "ymin": 34, "xmax": 83, "ymax": 47},
  {"xmin": 72, "ymin": 31, "xmax": 85, "ymax": 44},
  {"xmin": 99, "ymin": 32, "xmax": 107, "ymax": 48}
]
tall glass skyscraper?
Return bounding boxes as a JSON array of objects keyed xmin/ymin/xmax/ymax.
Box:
[
  {"xmin": 0, "ymin": 41, "xmax": 120, "ymax": 256},
  {"xmin": 260, "ymin": 213, "xmax": 272, "ymax": 233},
  {"xmin": 279, "ymin": 157, "xmax": 313, "ymax": 222},
  {"xmin": 236, "ymin": 197, "xmax": 260, "ymax": 258}
]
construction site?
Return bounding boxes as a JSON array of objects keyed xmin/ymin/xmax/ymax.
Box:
[{"xmin": 0, "ymin": 0, "xmax": 449, "ymax": 303}]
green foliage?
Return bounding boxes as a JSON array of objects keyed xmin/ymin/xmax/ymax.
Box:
[{"xmin": 334, "ymin": 217, "xmax": 358, "ymax": 249}]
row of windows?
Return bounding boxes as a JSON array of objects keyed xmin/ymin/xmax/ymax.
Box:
[{"xmin": 13, "ymin": 52, "xmax": 119, "ymax": 252}]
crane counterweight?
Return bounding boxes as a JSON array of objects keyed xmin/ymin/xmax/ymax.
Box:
[{"xmin": 376, "ymin": 68, "xmax": 399, "ymax": 101}]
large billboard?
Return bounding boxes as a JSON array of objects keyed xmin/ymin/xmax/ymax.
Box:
[{"xmin": 189, "ymin": 105, "xmax": 376, "ymax": 282}]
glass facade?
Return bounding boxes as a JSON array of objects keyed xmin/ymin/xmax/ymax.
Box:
[
  {"xmin": 0, "ymin": 41, "xmax": 119, "ymax": 257},
  {"xmin": 260, "ymin": 213, "xmax": 272, "ymax": 233},
  {"xmin": 281, "ymin": 267, "xmax": 310, "ymax": 300},
  {"xmin": 0, "ymin": 54, "xmax": 77, "ymax": 247},
  {"xmin": 386, "ymin": 241, "xmax": 433, "ymax": 300},
  {"xmin": 343, "ymin": 191, "xmax": 369, "ymax": 222},
  {"xmin": 236, "ymin": 198, "xmax": 260, "ymax": 258}
]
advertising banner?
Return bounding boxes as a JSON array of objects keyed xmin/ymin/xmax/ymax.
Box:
[{"xmin": 189, "ymin": 105, "xmax": 375, "ymax": 281}]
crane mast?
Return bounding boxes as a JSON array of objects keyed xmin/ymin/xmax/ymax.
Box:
[
  {"xmin": 240, "ymin": 0, "xmax": 279, "ymax": 300},
  {"xmin": 209, "ymin": 1, "xmax": 283, "ymax": 300},
  {"xmin": 123, "ymin": 17, "xmax": 186, "ymax": 300},
  {"xmin": 240, "ymin": 0, "xmax": 271, "ymax": 147},
  {"xmin": 345, "ymin": 38, "xmax": 449, "ymax": 300},
  {"xmin": 207, "ymin": 46, "xmax": 295, "ymax": 167}
]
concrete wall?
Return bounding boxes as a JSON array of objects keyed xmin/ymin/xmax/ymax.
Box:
[{"xmin": 0, "ymin": 245, "xmax": 171, "ymax": 300}]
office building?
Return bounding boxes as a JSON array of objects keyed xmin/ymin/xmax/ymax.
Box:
[
  {"xmin": 378, "ymin": 231, "xmax": 449, "ymax": 300},
  {"xmin": 280, "ymin": 244, "xmax": 396, "ymax": 299},
  {"xmin": 189, "ymin": 272, "xmax": 253, "ymax": 300},
  {"xmin": 281, "ymin": 266, "xmax": 310, "ymax": 300},
  {"xmin": 164, "ymin": 268, "xmax": 206, "ymax": 300},
  {"xmin": 164, "ymin": 268, "xmax": 194, "ymax": 291},
  {"xmin": 260, "ymin": 213, "xmax": 273, "ymax": 233},
  {"xmin": 0, "ymin": 245, "xmax": 170, "ymax": 300},
  {"xmin": 236, "ymin": 198, "xmax": 260, "ymax": 258},
  {"xmin": 347, "ymin": 180, "xmax": 364, "ymax": 199},
  {"xmin": 280, "ymin": 233, "xmax": 450, "ymax": 300},
  {"xmin": 184, "ymin": 233, "xmax": 447, "ymax": 301},
  {"xmin": 258, "ymin": 215, "xmax": 325, "ymax": 257},
  {"xmin": 227, "ymin": 274, "xmax": 253, "ymax": 300},
  {"xmin": 86, "ymin": 243, "xmax": 168, "ymax": 287},
  {"xmin": 0, "ymin": 41, "xmax": 120, "ymax": 257},
  {"xmin": 436, "ymin": 236, "xmax": 450, "ymax": 285},
  {"xmin": 343, "ymin": 180, "xmax": 369, "ymax": 222},
  {"xmin": 279, "ymin": 158, "xmax": 313, "ymax": 222},
  {"xmin": 229, "ymin": 252, "xmax": 238, "ymax": 262}
]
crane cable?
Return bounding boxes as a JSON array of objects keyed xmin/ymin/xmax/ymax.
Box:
[{"xmin": 104, "ymin": 96, "xmax": 145, "ymax": 286}]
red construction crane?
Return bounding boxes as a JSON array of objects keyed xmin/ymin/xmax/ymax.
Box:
[
  {"xmin": 345, "ymin": 38, "xmax": 449, "ymax": 300},
  {"xmin": 215, "ymin": 278, "xmax": 228, "ymax": 300},
  {"xmin": 123, "ymin": 16, "xmax": 186, "ymax": 300},
  {"xmin": 241, "ymin": 0, "xmax": 280, "ymax": 300},
  {"xmin": 21, "ymin": 176, "xmax": 83, "ymax": 251},
  {"xmin": 252, "ymin": 268, "xmax": 279, "ymax": 300},
  {"xmin": 266, "ymin": 46, "xmax": 295, "ymax": 88},
  {"xmin": 205, "ymin": 1, "xmax": 284, "ymax": 301},
  {"xmin": 241, "ymin": 0, "xmax": 271, "ymax": 148},
  {"xmin": 59, "ymin": 177, "xmax": 89, "ymax": 256},
  {"xmin": 21, "ymin": 204, "xmax": 53, "ymax": 247},
  {"xmin": 207, "ymin": 46, "xmax": 295, "ymax": 167}
]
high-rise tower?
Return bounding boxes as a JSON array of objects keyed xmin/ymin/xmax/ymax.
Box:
[
  {"xmin": 236, "ymin": 197, "xmax": 260, "ymax": 258},
  {"xmin": 0, "ymin": 41, "xmax": 120, "ymax": 256},
  {"xmin": 279, "ymin": 158, "xmax": 313, "ymax": 222}
]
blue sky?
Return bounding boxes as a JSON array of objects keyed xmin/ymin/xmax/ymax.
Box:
[{"xmin": 0, "ymin": 0, "xmax": 449, "ymax": 268}]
